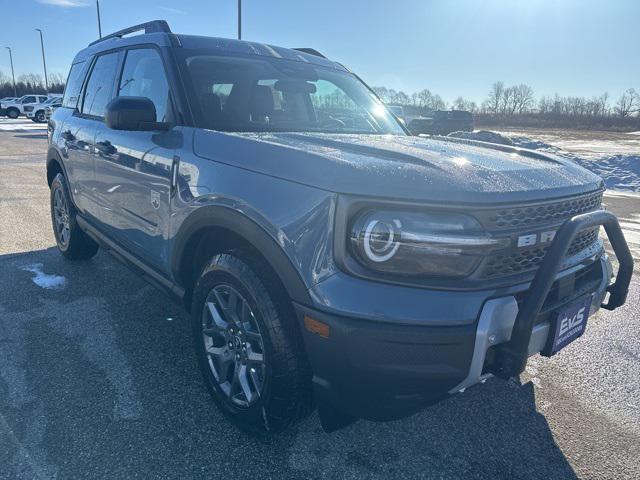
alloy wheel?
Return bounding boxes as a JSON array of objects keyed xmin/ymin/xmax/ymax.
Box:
[
  {"xmin": 201, "ymin": 284, "xmax": 267, "ymax": 407},
  {"xmin": 53, "ymin": 187, "xmax": 71, "ymax": 247}
]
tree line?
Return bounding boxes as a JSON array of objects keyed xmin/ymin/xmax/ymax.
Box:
[
  {"xmin": 372, "ymin": 81, "xmax": 640, "ymax": 125},
  {"xmin": 0, "ymin": 71, "xmax": 66, "ymax": 98}
]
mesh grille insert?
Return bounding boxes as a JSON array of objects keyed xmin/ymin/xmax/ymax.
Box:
[
  {"xmin": 484, "ymin": 192, "xmax": 603, "ymax": 230},
  {"xmin": 482, "ymin": 228, "xmax": 600, "ymax": 278}
]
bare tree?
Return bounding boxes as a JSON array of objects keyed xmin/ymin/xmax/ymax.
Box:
[
  {"xmin": 615, "ymin": 88, "xmax": 639, "ymax": 117},
  {"xmin": 17, "ymin": 73, "xmax": 44, "ymax": 87},
  {"xmin": 512, "ymin": 84, "xmax": 534, "ymax": 114},
  {"xmin": 486, "ymin": 81, "xmax": 504, "ymax": 114},
  {"xmin": 415, "ymin": 89, "xmax": 434, "ymax": 108},
  {"xmin": 395, "ymin": 91, "xmax": 411, "ymax": 105},
  {"xmin": 453, "ymin": 96, "xmax": 477, "ymax": 112},
  {"xmin": 501, "ymin": 86, "xmax": 515, "ymax": 115}
]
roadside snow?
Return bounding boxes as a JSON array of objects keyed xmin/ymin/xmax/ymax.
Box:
[
  {"xmin": 445, "ymin": 130, "xmax": 514, "ymax": 146},
  {"xmin": 448, "ymin": 130, "xmax": 640, "ymax": 192},
  {"xmin": 21, "ymin": 264, "xmax": 67, "ymax": 290}
]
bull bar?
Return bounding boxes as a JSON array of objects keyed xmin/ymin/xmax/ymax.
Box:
[{"xmin": 491, "ymin": 209, "xmax": 634, "ymax": 380}]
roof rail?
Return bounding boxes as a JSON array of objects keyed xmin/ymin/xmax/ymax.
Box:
[
  {"xmin": 293, "ymin": 48, "xmax": 326, "ymax": 59},
  {"xmin": 89, "ymin": 20, "xmax": 171, "ymax": 46}
]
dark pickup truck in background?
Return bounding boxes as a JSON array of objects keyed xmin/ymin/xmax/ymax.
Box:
[{"xmin": 409, "ymin": 109, "xmax": 474, "ymax": 135}]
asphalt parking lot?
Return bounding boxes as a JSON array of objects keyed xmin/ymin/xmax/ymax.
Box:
[{"xmin": 1, "ymin": 119, "xmax": 639, "ymax": 479}]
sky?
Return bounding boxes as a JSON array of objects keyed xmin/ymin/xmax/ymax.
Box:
[{"xmin": 1, "ymin": 0, "xmax": 638, "ymax": 104}]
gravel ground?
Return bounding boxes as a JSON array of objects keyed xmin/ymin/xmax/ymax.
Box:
[{"xmin": 1, "ymin": 121, "xmax": 639, "ymax": 479}]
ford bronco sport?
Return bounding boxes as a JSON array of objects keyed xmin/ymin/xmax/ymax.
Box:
[{"xmin": 47, "ymin": 21, "xmax": 633, "ymax": 434}]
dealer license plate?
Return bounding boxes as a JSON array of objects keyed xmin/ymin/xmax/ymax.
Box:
[{"xmin": 542, "ymin": 295, "xmax": 593, "ymax": 356}]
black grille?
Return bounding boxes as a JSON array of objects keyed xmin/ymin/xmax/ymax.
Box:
[
  {"xmin": 481, "ymin": 228, "xmax": 600, "ymax": 278},
  {"xmin": 482, "ymin": 192, "xmax": 603, "ymax": 230}
]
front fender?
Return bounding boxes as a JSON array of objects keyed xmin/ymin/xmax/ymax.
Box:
[{"xmin": 171, "ymin": 204, "xmax": 317, "ymax": 305}]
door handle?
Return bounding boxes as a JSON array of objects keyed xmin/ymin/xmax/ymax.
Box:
[
  {"xmin": 95, "ymin": 140, "xmax": 116, "ymax": 155},
  {"xmin": 62, "ymin": 130, "xmax": 75, "ymax": 142}
]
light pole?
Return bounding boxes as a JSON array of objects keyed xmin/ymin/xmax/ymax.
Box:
[
  {"xmin": 35, "ymin": 29, "xmax": 49, "ymax": 93},
  {"xmin": 238, "ymin": 0, "xmax": 241, "ymax": 40},
  {"xmin": 96, "ymin": 0, "xmax": 102, "ymax": 38},
  {"xmin": 5, "ymin": 47, "xmax": 16, "ymax": 97}
]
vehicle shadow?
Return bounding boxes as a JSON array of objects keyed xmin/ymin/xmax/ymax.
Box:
[
  {"xmin": 0, "ymin": 247, "xmax": 577, "ymax": 480},
  {"xmin": 13, "ymin": 133, "xmax": 48, "ymax": 139}
]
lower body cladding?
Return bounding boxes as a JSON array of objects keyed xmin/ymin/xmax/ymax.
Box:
[{"xmin": 295, "ymin": 255, "xmax": 613, "ymax": 432}]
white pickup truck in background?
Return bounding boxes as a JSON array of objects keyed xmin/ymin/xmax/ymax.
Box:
[
  {"xmin": 1, "ymin": 94, "xmax": 49, "ymax": 119},
  {"xmin": 25, "ymin": 96, "xmax": 63, "ymax": 123}
]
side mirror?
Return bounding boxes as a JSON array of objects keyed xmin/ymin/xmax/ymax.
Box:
[{"xmin": 105, "ymin": 96, "xmax": 170, "ymax": 131}]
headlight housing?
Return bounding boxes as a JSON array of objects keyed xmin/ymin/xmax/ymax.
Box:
[{"xmin": 349, "ymin": 210, "xmax": 507, "ymax": 278}]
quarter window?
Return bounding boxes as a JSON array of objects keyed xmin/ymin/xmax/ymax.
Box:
[
  {"xmin": 81, "ymin": 52, "xmax": 121, "ymax": 117},
  {"xmin": 118, "ymin": 48, "xmax": 171, "ymax": 122},
  {"xmin": 62, "ymin": 61, "xmax": 87, "ymax": 109}
]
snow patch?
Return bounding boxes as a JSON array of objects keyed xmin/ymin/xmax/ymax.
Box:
[
  {"xmin": 21, "ymin": 264, "xmax": 67, "ymax": 290},
  {"xmin": 448, "ymin": 130, "xmax": 514, "ymax": 146},
  {"xmin": 449, "ymin": 130, "xmax": 640, "ymax": 192}
]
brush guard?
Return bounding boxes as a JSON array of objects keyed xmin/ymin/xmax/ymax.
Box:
[{"xmin": 491, "ymin": 209, "xmax": 634, "ymax": 380}]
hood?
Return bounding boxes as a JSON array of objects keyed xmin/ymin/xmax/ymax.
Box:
[{"xmin": 193, "ymin": 131, "xmax": 604, "ymax": 204}]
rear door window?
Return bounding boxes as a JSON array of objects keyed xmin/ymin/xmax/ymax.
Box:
[{"xmin": 81, "ymin": 51, "xmax": 121, "ymax": 118}]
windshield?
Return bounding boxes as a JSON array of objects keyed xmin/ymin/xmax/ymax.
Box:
[{"xmin": 182, "ymin": 53, "xmax": 406, "ymax": 135}]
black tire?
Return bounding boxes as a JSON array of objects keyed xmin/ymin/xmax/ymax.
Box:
[
  {"xmin": 50, "ymin": 173, "xmax": 99, "ymax": 260},
  {"xmin": 6, "ymin": 108, "xmax": 19, "ymax": 119},
  {"xmin": 191, "ymin": 252, "xmax": 313, "ymax": 435},
  {"xmin": 35, "ymin": 110, "xmax": 46, "ymax": 123}
]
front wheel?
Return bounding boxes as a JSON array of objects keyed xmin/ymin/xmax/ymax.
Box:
[
  {"xmin": 191, "ymin": 252, "xmax": 313, "ymax": 434},
  {"xmin": 6, "ymin": 108, "xmax": 19, "ymax": 119},
  {"xmin": 50, "ymin": 173, "xmax": 99, "ymax": 260}
]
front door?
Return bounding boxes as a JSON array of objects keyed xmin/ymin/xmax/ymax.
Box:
[{"xmin": 93, "ymin": 47, "xmax": 180, "ymax": 271}]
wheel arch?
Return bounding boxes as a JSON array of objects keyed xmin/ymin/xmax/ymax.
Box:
[
  {"xmin": 172, "ymin": 206, "xmax": 312, "ymax": 311},
  {"xmin": 46, "ymin": 147, "xmax": 66, "ymax": 187}
]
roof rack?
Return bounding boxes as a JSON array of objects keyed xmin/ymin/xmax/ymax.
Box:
[
  {"xmin": 89, "ymin": 20, "xmax": 171, "ymax": 46},
  {"xmin": 293, "ymin": 48, "xmax": 326, "ymax": 59}
]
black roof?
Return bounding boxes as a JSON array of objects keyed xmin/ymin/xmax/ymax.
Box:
[{"xmin": 75, "ymin": 20, "xmax": 345, "ymax": 71}]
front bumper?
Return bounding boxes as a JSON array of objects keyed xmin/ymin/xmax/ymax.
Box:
[{"xmin": 298, "ymin": 210, "xmax": 633, "ymax": 428}]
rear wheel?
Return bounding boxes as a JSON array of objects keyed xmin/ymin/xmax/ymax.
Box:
[
  {"xmin": 50, "ymin": 173, "xmax": 99, "ymax": 260},
  {"xmin": 191, "ymin": 252, "xmax": 313, "ymax": 434},
  {"xmin": 35, "ymin": 110, "xmax": 46, "ymax": 123}
]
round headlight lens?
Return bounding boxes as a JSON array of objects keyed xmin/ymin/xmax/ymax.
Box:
[{"xmin": 363, "ymin": 218, "xmax": 402, "ymax": 262}]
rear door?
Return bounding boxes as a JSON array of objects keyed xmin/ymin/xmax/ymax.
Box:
[
  {"xmin": 63, "ymin": 51, "xmax": 122, "ymax": 216},
  {"xmin": 93, "ymin": 47, "xmax": 179, "ymax": 269}
]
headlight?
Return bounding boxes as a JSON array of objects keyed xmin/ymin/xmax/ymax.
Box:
[{"xmin": 350, "ymin": 210, "xmax": 508, "ymax": 277}]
